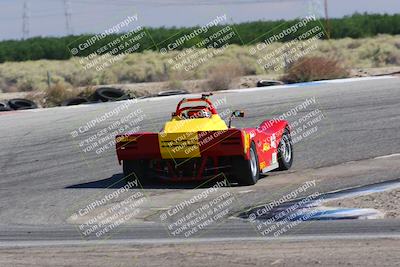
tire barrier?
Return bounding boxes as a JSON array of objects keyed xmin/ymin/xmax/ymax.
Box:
[
  {"xmin": 157, "ymin": 90, "xmax": 189, "ymax": 97},
  {"xmin": 256, "ymin": 80, "xmax": 284, "ymax": 87},
  {"xmin": 62, "ymin": 97, "xmax": 90, "ymax": 106},
  {"xmin": 8, "ymin": 98, "xmax": 38, "ymax": 110},
  {"xmin": 0, "ymin": 101, "xmax": 12, "ymax": 112},
  {"xmin": 91, "ymin": 87, "xmax": 130, "ymax": 102}
]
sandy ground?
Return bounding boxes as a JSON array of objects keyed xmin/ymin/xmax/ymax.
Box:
[
  {"xmin": 326, "ymin": 189, "xmax": 400, "ymax": 218},
  {"xmin": 0, "ymin": 74, "xmax": 275, "ymax": 102},
  {"xmin": 1, "ymin": 238, "xmax": 399, "ymax": 267}
]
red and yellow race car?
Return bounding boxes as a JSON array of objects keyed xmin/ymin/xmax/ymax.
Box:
[{"xmin": 115, "ymin": 94, "xmax": 293, "ymax": 186}]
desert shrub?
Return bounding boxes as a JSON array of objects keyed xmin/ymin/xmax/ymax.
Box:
[
  {"xmin": 168, "ymin": 80, "xmax": 184, "ymax": 90},
  {"xmin": 281, "ymin": 56, "xmax": 348, "ymax": 83},
  {"xmin": 361, "ymin": 42, "xmax": 400, "ymax": 67},
  {"xmin": 0, "ymin": 35, "xmax": 398, "ymax": 93},
  {"xmin": 78, "ymin": 86, "xmax": 96, "ymax": 98},
  {"xmin": 98, "ymin": 70, "xmax": 119, "ymax": 85},
  {"xmin": 207, "ymin": 63, "xmax": 244, "ymax": 91},
  {"xmin": 383, "ymin": 51, "xmax": 400, "ymax": 65},
  {"xmin": 347, "ymin": 40, "xmax": 362, "ymax": 49},
  {"xmin": 68, "ymin": 70, "xmax": 95, "ymax": 87},
  {"xmin": 44, "ymin": 82, "xmax": 74, "ymax": 107}
]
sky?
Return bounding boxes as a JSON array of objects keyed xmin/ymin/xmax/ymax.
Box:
[{"xmin": 0, "ymin": 0, "xmax": 399, "ymax": 40}]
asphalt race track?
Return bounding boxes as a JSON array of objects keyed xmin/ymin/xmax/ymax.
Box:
[{"xmin": 0, "ymin": 76, "xmax": 400, "ymax": 250}]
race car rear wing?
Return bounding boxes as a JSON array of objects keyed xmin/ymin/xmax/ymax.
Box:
[{"xmin": 115, "ymin": 128, "xmax": 247, "ymax": 164}]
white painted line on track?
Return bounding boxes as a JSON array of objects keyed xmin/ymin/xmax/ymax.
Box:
[
  {"xmin": 374, "ymin": 153, "xmax": 400, "ymax": 159},
  {"xmin": 1, "ymin": 233, "xmax": 400, "ymax": 247},
  {"xmin": 320, "ymin": 76, "xmax": 397, "ymax": 84},
  {"xmin": 223, "ymin": 75, "xmax": 397, "ymax": 93},
  {"xmin": 238, "ymin": 190, "xmax": 254, "ymax": 194}
]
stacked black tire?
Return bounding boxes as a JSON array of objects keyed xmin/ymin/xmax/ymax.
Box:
[
  {"xmin": 90, "ymin": 87, "xmax": 130, "ymax": 102},
  {"xmin": 62, "ymin": 87, "xmax": 130, "ymax": 106},
  {"xmin": 0, "ymin": 101, "xmax": 11, "ymax": 111},
  {"xmin": 61, "ymin": 97, "xmax": 90, "ymax": 106},
  {"xmin": 256, "ymin": 80, "xmax": 284, "ymax": 87},
  {"xmin": 0, "ymin": 99, "xmax": 38, "ymax": 112}
]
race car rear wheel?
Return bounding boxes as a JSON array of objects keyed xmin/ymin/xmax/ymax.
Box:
[
  {"xmin": 123, "ymin": 160, "xmax": 150, "ymax": 186},
  {"xmin": 277, "ymin": 128, "xmax": 293, "ymax": 170},
  {"xmin": 233, "ymin": 142, "xmax": 260, "ymax": 186}
]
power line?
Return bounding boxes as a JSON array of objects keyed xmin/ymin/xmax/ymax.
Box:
[
  {"xmin": 22, "ymin": 1, "xmax": 30, "ymax": 39},
  {"xmin": 63, "ymin": 0, "xmax": 73, "ymax": 35},
  {"xmin": 324, "ymin": 0, "xmax": 331, "ymax": 38}
]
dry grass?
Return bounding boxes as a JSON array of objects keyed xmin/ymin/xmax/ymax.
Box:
[
  {"xmin": 167, "ymin": 80, "xmax": 184, "ymax": 90},
  {"xmin": 77, "ymin": 86, "xmax": 96, "ymax": 99},
  {"xmin": 281, "ymin": 56, "xmax": 349, "ymax": 83},
  {"xmin": 0, "ymin": 35, "xmax": 398, "ymax": 93},
  {"xmin": 207, "ymin": 63, "xmax": 245, "ymax": 91},
  {"xmin": 43, "ymin": 83, "xmax": 75, "ymax": 107}
]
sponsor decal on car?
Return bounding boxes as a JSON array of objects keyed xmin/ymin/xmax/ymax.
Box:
[{"xmin": 262, "ymin": 143, "xmax": 270, "ymax": 152}]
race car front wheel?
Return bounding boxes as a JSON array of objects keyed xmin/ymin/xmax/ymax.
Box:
[
  {"xmin": 233, "ymin": 142, "xmax": 260, "ymax": 186},
  {"xmin": 123, "ymin": 160, "xmax": 150, "ymax": 186},
  {"xmin": 277, "ymin": 128, "xmax": 293, "ymax": 170}
]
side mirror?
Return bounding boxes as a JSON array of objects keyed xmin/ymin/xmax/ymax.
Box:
[
  {"xmin": 233, "ymin": 110, "xmax": 244, "ymax": 118},
  {"xmin": 228, "ymin": 110, "xmax": 245, "ymax": 128}
]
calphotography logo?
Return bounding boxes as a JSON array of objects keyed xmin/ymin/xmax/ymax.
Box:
[
  {"xmin": 159, "ymin": 174, "xmax": 243, "ymax": 238},
  {"xmin": 250, "ymin": 14, "xmax": 326, "ymax": 72},
  {"xmin": 68, "ymin": 13, "xmax": 153, "ymax": 72},
  {"xmin": 158, "ymin": 14, "xmax": 240, "ymax": 73},
  {"xmin": 69, "ymin": 181, "xmax": 147, "ymax": 239},
  {"xmin": 246, "ymin": 180, "xmax": 325, "ymax": 238}
]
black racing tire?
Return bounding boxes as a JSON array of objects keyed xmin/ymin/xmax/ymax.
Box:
[
  {"xmin": 256, "ymin": 80, "xmax": 284, "ymax": 87},
  {"xmin": 61, "ymin": 97, "xmax": 90, "ymax": 106},
  {"xmin": 0, "ymin": 107, "xmax": 11, "ymax": 112},
  {"xmin": 233, "ymin": 142, "xmax": 260, "ymax": 186},
  {"xmin": 91, "ymin": 87, "xmax": 129, "ymax": 102},
  {"xmin": 277, "ymin": 128, "xmax": 293, "ymax": 170},
  {"xmin": 157, "ymin": 90, "xmax": 189, "ymax": 97},
  {"xmin": 123, "ymin": 160, "xmax": 150, "ymax": 186},
  {"xmin": 0, "ymin": 102, "xmax": 11, "ymax": 112},
  {"xmin": 8, "ymin": 98, "xmax": 37, "ymax": 110}
]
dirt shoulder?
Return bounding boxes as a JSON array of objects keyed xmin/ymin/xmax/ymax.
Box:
[
  {"xmin": 1, "ymin": 66, "xmax": 399, "ymax": 103},
  {"xmin": 1, "ymin": 238, "xmax": 399, "ymax": 267},
  {"xmin": 326, "ymin": 188, "xmax": 400, "ymax": 218},
  {"xmin": 0, "ymin": 74, "xmax": 275, "ymax": 102}
]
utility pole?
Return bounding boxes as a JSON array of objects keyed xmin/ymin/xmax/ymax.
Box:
[
  {"xmin": 63, "ymin": 0, "xmax": 73, "ymax": 35},
  {"xmin": 324, "ymin": 0, "xmax": 331, "ymax": 38},
  {"xmin": 22, "ymin": 1, "xmax": 30, "ymax": 39}
]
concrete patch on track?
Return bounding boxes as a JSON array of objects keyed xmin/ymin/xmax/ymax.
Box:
[
  {"xmin": 239, "ymin": 178, "xmax": 400, "ymax": 222},
  {"xmin": 238, "ymin": 154, "xmax": 400, "ymax": 222}
]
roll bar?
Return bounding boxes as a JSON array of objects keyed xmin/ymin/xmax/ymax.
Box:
[{"xmin": 174, "ymin": 93, "xmax": 217, "ymax": 116}]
